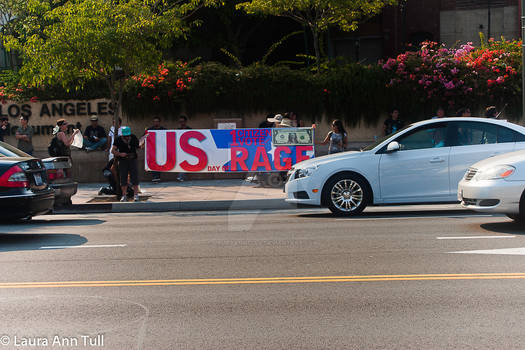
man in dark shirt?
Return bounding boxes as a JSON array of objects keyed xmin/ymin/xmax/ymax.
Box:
[
  {"xmin": 384, "ymin": 109, "xmax": 405, "ymax": 136},
  {"xmin": 145, "ymin": 117, "xmax": 166, "ymax": 182},
  {"xmin": 112, "ymin": 126, "xmax": 141, "ymax": 202},
  {"xmin": 0, "ymin": 118, "xmax": 9, "ymax": 142},
  {"xmin": 84, "ymin": 115, "xmax": 107, "ymax": 151}
]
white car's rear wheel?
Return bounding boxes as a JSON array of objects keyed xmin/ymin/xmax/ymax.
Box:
[{"xmin": 324, "ymin": 174, "xmax": 369, "ymax": 216}]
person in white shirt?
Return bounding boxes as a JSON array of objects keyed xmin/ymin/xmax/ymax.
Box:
[{"xmin": 107, "ymin": 117, "xmax": 123, "ymax": 161}]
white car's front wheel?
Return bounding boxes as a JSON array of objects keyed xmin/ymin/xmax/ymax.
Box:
[{"xmin": 324, "ymin": 174, "xmax": 369, "ymax": 216}]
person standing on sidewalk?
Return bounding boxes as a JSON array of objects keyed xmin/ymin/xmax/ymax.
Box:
[
  {"xmin": 0, "ymin": 117, "xmax": 9, "ymax": 142},
  {"xmin": 107, "ymin": 118, "xmax": 123, "ymax": 195},
  {"xmin": 383, "ymin": 109, "xmax": 404, "ymax": 136},
  {"xmin": 318, "ymin": 119, "xmax": 348, "ymax": 154},
  {"xmin": 16, "ymin": 116, "xmax": 34, "ymax": 155},
  {"xmin": 54, "ymin": 119, "xmax": 80, "ymax": 156},
  {"xmin": 112, "ymin": 126, "xmax": 141, "ymax": 202},
  {"xmin": 145, "ymin": 116, "xmax": 166, "ymax": 183},
  {"xmin": 176, "ymin": 115, "xmax": 191, "ymax": 182}
]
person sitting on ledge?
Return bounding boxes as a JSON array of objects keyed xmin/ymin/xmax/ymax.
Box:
[{"xmin": 83, "ymin": 115, "xmax": 107, "ymax": 152}]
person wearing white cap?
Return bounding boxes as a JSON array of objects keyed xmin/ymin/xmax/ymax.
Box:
[
  {"xmin": 267, "ymin": 114, "xmax": 284, "ymax": 127},
  {"xmin": 83, "ymin": 115, "xmax": 107, "ymax": 152}
]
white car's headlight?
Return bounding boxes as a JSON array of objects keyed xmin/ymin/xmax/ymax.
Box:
[
  {"xmin": 296, "ymin": 165, "xmax": 319, "ymax": 178},
  {"xmin": 473, "ymin": 165, "xmax": 515, "ymax": 181}
]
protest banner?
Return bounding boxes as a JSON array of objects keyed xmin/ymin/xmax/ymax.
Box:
[{"xmin": 145, "ymin": 128, "xmax": 315, "ymax": 173}]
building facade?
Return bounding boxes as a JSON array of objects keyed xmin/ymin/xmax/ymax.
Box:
[{"xmin": 331, "ymin": 0, "xmax": 521, "ymax": 63}]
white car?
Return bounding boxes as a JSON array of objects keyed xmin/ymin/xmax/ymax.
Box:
[
  {"xmin": 458, "ymin": 149, "xmax": 525, "ymax": 221},
  {"xmin": 285, "ymin": 117, "xmax": 525, "ymax": 215}
]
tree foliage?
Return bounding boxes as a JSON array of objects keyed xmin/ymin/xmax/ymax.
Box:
[
  {"xmin": 237, "ymin": 0, "xmax": 399, "ymax": 70},
  {"xmin": 2, "ymin": 0, "xmax": 219, "ymax": 120}
]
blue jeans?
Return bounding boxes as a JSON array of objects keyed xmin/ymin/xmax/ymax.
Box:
[{"xmin": 84, "ymin": 137, "xmax": 107, "ymax": 150}]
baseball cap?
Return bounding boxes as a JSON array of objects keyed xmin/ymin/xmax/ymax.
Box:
[
  {"xmin": 90, "ymin": 115, "xmax": 98, "ymax": 121},
  {"xmin": 267, "ymin": 114, "xmax": 284, "ymax": 123},
  {"xmin": 122, "ymin": 126, "xmax": 131, "ymax": 136}
]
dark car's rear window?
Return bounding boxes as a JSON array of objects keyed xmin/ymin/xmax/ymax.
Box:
[{"xmin": 0, "ymin": 140, "xmax": 31, "ymax": 157}]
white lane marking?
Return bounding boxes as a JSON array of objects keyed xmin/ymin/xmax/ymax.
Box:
[
  {"xmin": 39, "ymin": 244, "xmax": 127, "ymax": 250},
  {"xmin": 450, "ymin": 247, "xmax": 525, "ymax": 255},
  {"xmin": 336, "ymin": 214, "xmax": 494, "ymax": 221},
  {"xmin": 437, "ymin": 236, "xmax": 516, "ymax": 240}
]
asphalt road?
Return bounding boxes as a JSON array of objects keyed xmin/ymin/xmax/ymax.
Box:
[{"xmin": 1, "ymin": 209, "xmax": 525, "ymax": 349}]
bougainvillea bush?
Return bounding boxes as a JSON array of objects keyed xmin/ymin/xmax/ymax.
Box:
[
  {"xmin": 123, "ymin": 61, "xmax": 197, "ymax": 116},
  {"xmin": 382, "ymin": 39, "xmax": 522, "ymax": 119}
]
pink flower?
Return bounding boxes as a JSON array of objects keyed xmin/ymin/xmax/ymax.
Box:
[
  {"xmin": 444, "ymin": 81, "xmax": 455, "ymax": 90},
  {"xmin": 496, "ymin": 76, "xmax": 505, "ymax": 84},
  {"xmin": 450, "ymin": 67, "xmax": 459, "ymax": 75}
]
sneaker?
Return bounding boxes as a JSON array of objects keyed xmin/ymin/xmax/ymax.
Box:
[
  {"xmin": 176, "ymin": 177, "xmax": 184, "ymax": 182},
  {"xmin": 120, "ymin": 196, "xmax": 127, "ymax": 202},
  {"xmin": 134, "ymin": 195, "xmax": 140, "ymax": 202},
  {"xmin": 152, "ymin": 178, "xmax": 160, "ymax": 183}
]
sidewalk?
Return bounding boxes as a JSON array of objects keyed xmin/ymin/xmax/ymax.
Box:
[
  {"xmin": 62, "ymin": 179, "xmax": 289, "ymax": 214},
  {"xmin": 56, "ymin": 179, "xmax": 469, "ymax": 215}
]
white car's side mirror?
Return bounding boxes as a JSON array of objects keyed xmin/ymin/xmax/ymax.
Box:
[{"xmin": 386, "ymin": 141, "xmax": 400, "ymax": 153}]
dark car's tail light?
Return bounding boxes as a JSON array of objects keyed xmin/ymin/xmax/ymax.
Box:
[
  {"xmin": 46, "ymin": 169, "xmax": 65, "ymax": 180},
  {"xmin": 0, "ymin": 165, "xmax": 29, "ymax": 188}
]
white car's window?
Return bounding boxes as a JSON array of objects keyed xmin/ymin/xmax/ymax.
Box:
[
  {"xmin": 450, "ymin": 122, "xmax": 514, "ymax": 146},
  {"xmin": 497, "ymin": 126, "xmax": 525, "ymax": 143},
  {"xmin": 396, "ymin": 123, "xmax": 448, "ymax": 151}
]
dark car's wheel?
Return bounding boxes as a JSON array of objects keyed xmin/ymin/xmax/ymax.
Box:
[{"xmin": 323, "ymin": 174, "xmax": 369, "ymax": 216}]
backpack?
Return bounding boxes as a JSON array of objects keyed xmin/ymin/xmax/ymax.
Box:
[{"xmin": 48, "ymin": 136, "xmax": 60, "ymax": 157}]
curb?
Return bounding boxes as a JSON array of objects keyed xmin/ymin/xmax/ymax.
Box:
[
  {"xmin": 55, "ymin": 198, "xmax": 293, "ymax": 214},
  {"xmin": 54, "ymin": 200, "xmax": 470, "ymax": 215}
]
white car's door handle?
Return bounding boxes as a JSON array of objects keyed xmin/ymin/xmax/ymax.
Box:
[{"xmin": 430, "ymin": 157, "xmax": 444, "ymax": 163}]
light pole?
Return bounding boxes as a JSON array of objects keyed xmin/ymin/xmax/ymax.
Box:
[{"xmin": 522, "ymin": 0, "xmax": 525, "ymax": 122}]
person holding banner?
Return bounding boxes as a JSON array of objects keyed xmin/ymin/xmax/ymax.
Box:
[
  {"xmin": 318, "ymin": 119, "xmax": 348, "ymax": 154},
  {"xmin": 112, "ymin": 126, "xmax": 141, "ymax": 202},
  {"xmin": 145, "ymin": 117, "xmax": 166, "ymax": 183}
]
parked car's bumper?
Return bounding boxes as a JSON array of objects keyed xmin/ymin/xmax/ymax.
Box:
[
  {"xmin": 51, "ymin": 181, "xmax": 78, "ymax": 200},
  {"xmin": 284, "ymin": 172, "xmax": 322, "ymax": 206},
  {"xmin": 458, "ymin": 178, "xmax": 524, "ymax": 214},
  {"xmin": 0, "ymin": 189, "xmax": 55, "ymax": 219}
]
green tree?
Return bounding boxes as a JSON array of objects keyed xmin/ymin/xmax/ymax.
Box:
[
  {"xmin": 3, "ymin": 0, "xmax": 218, "ymax": 121},
  {"xmin": 237, "ymin": 0, "xmax": 399, "ymax": 70}
]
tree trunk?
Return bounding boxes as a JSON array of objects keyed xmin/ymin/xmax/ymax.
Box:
[
  {"xmin": 310, "ymin": 26, "xmax": 321, "ymax": 72},
  {"xmin": 105, "ymin": 75, "xmax": 120, "ymax": 128}
]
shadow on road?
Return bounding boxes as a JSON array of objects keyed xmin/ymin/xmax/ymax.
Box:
[
  {"xmin": 0, "ymin": 218, "xmax": 105, "ymax": 233},
  {"xmin": 480, "ymin": 222, "xmax": 525, "ymax": 235},
  {"xmin": 296, "ymin": 210, "xmax": 477, "ymax": 219},
  {"xmin": 0, "ymin": 233, "xmax": 88, "ymax": 252}
]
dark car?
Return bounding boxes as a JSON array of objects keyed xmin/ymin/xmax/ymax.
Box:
[
  {"xmin": 0, "ymin": 152, "xmax": 54, "ymax": 221},
  {"xmin": 41, "ymin": 156, "xmax": 77, "ymax": 206},
  {"xmin": 0, "ymin": 141, "xmax": 77, "ymax": 207}
]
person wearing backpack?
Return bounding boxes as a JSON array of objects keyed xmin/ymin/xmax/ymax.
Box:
[{"xmin": 49, "ymin": 119, "xmax": 79, "ymax": 157}]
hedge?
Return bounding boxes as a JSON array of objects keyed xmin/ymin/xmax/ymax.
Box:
[{"xmin": 1, "ymin": 38, "xmax": 522, "ymax": 125}]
